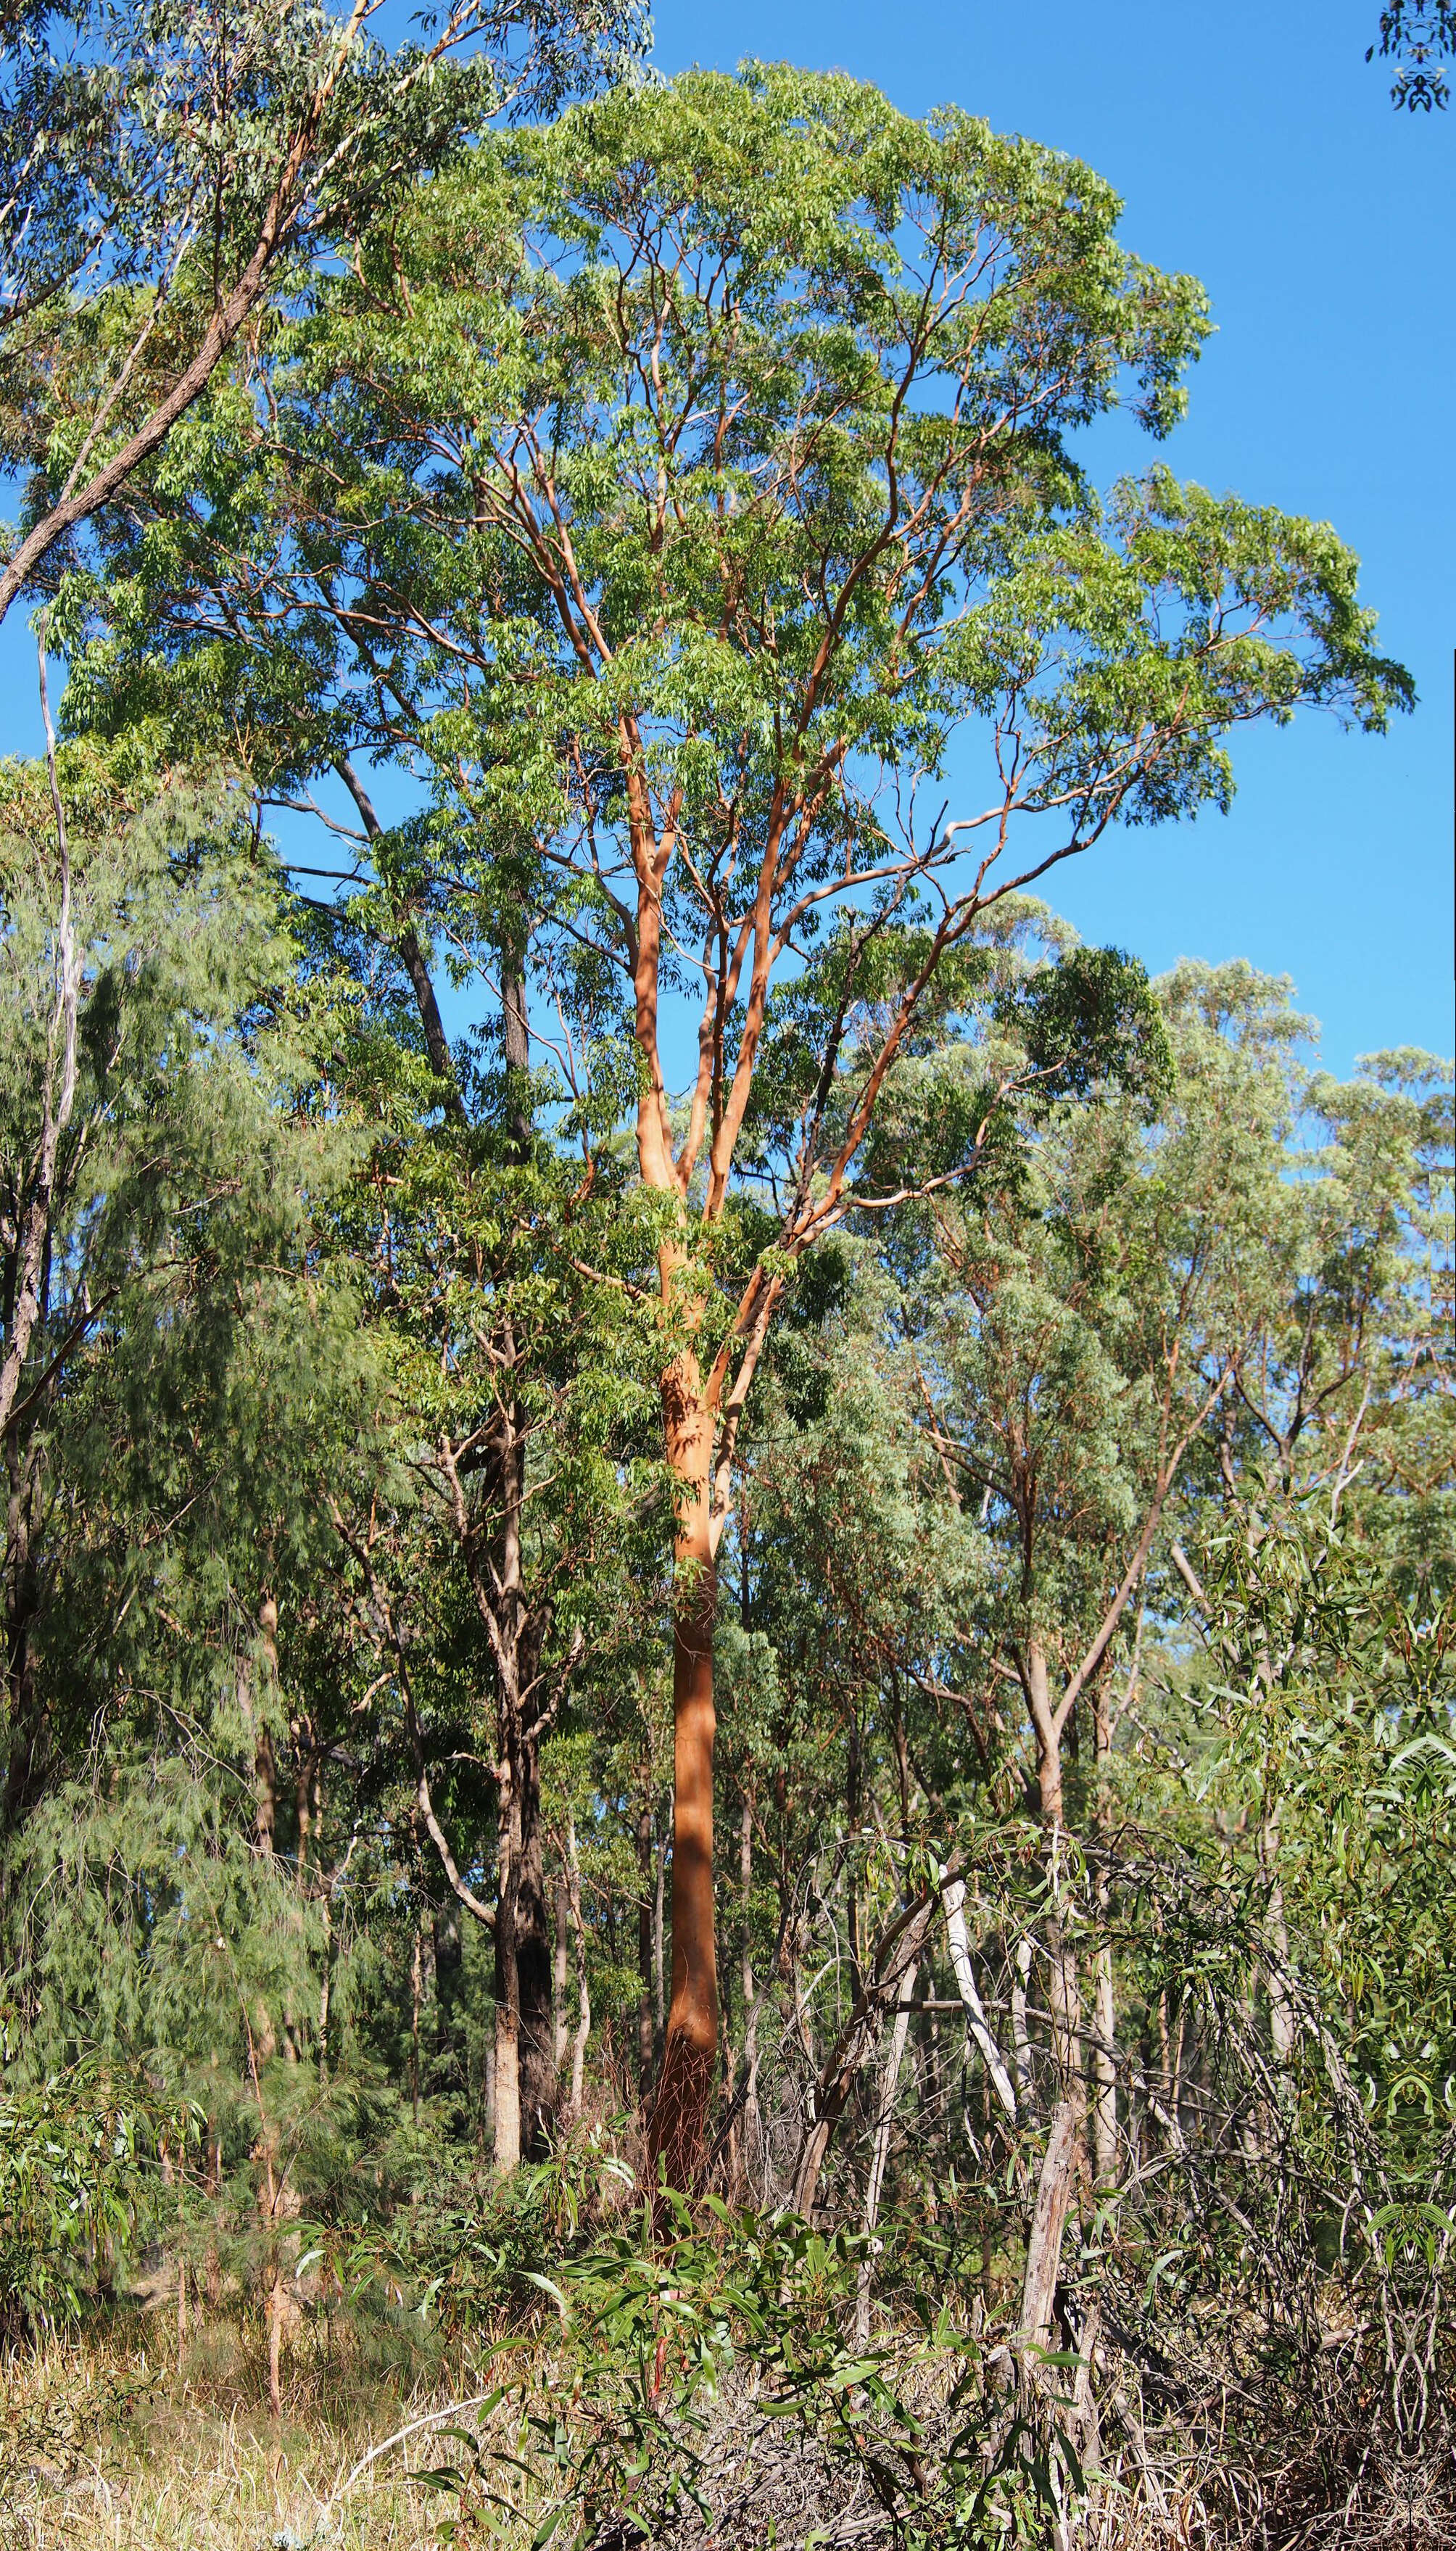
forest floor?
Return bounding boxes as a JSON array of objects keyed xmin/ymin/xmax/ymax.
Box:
[
  {"xmin": 0, "ymin": 2297, "xmax": 1252, "ymax": 2551},
  {"xmin": 0, "ymin": 2321, "xmax": 956, "ymax": 2551},
  {"xmin": 0, "ymin": 2328, "xmax": 531, "ymax": 2551}
]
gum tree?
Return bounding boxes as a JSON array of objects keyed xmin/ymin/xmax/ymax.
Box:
[{"xmin": 70, "ymin": 67, "xmax": 1409, "ymax": 2180}]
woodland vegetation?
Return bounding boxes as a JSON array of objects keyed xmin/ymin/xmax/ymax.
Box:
[{"xmin": 0, "ymin": 7, "xmax": 1451, "ymax": 2547}]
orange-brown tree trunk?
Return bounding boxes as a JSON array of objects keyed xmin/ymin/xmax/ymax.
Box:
[{"xmin": 646, "ymin": 1355, "xmax": 720, "ymax": 2196}]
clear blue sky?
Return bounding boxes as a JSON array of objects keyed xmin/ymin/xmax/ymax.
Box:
[{"xmin": 6, "ymin": 0, "xmax": 1449, "ymax": 1080}]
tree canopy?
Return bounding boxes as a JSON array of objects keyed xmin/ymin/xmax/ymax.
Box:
[{"xmin": 0, "ymin": 51, "xmax": 1449, "ymax": 2551}]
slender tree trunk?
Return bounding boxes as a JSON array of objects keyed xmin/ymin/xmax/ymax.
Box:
[
  {"xmin": 855, "ymin": 1959, "xmax": 918, "ymax": 2347},
  {"xmin": 945, "ymin": 1880, "xmax": 1017, "ymax": 2125},
  {"xmin": 1091, "ymin": 1931, "xmax": 1117, "ymax": 2183},
  {"xmin": 488, "ymin": 955, "xmax": 558, "ymax": 2165},
  {"xmin": 1091, "ymin": 1690, "xmax": 1118, "ymax": 2186},
  {"xmin": 1011, "ymin": 1935, "xmax": 1035, "ymax": 2110},
  {"xmin": 1156, "ymin": 1991, "xmax": 1174, "ymax": 2146},
  {"xmin": 318, "ymin": 1891, "xmax": 333, "ymax": 2086},
  {"xmin": 646, "ymin": 1356, "xmax": 719, "ymax": 2196},
  {"xmin": 252, "ymin": 1602, "xmax": 280, "ymax": 1859},
  {"xmin": 653, "ymin": 1825, "xmax": 666, "ymax": 2050},
  {"xmin": 434, "ymin": 1909, "xmax": 460, "ymax": 2066},
  {"xmin": 554, "ymin": 1866, "xmax": 571, "ymax": 2074},
  {"xmin": 845, "ymin": 1705, "xmax": 863, "ymax": 1996},
  {"xmin": 514, "ymin": 1729, "xmax": 555, "ymax": 2156},
  {"xmin": 1262, "ymin": 1806, "xmax": 1295, "ymax": 2068},
  {"xmin": 564, "ymin": 1818, "xmax": 590, "ymax": 2122},
  {"xmin": 1020, "ymin": 2096, "xmax": 1079, "ymax": 2360},
  {"xmin": 637, "ymin": 1797, "xmax": 655, "ymax": 2099},
  {"xmin": 492, "ymin": 1740, "xmax": 522, "ymax": 2175},
  {"xmin": 1026, "ymin": 1641, "xmax": 1083, "ymax": 2098}
]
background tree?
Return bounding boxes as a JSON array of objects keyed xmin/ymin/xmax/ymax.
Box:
[
  {"xmin": 0, "ymin": 727, "xmax": 350, "ymax": 1840},
  {"xmin": 0, "ymin": 0, "xmax": 650, "ymax": 625},
  {"xmin": 313, "ymin": 966, "xmax": 667, "ymax": 2173}
]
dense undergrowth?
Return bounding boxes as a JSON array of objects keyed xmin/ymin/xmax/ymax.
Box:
[{"xmin": 3, "ymin": 2059, "xmax": 1451, "ymax": 2551}]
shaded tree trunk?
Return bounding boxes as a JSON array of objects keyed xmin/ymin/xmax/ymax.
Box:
[
  {"xmin": 653, "ymin": 1824, "xmax": 666, "ymax": 2051},
  {"xmin": 473, "ymin": 956, "xmax": 560, "ymax": 2172},
  {"xmin": 515, "ymin": 1731, "xmax": 555, "ymax": 2155},
  {"xmin": 637, "ymin": 1798, "xmax": 655, "ymax": 2099},
  {"xmin": 1091, "ymin": 1687, "xmax": 1119, "ymax": 2186},
  {"xmin": 434, "ymin": 1909, "xmax": 461, "ymax": 2064},
  {"xmin": 855, "ymin": 1956, "xmax": 918, "ymax": 2347},
  {"xmin": 1019, "ymin": 2096, "xmax": 1080, "ymax": 2400},
  {"xmin": 553, "ymin": 1866, "xmax": 571, "ymax": 2075},
  {"xmin": 563, "ymin": 1817, "xmax": 590, "ymax": 2123},
  {"xmin": 492, "ymin": 1735, "xmax": 523, "ymax": 2174}
]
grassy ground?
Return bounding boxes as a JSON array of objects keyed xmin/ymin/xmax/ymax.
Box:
[{"xmin": 0, "ymin": 2327, "xmax": 546, "ymax": 2550}]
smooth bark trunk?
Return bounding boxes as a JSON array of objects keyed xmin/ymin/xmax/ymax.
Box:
[
  {"xmin": 1262, "ymin": 1808, "xmax": 1296, "ymax": 2068},
  {"xmin": 944, "ymin": 1879, "xmax": 1017, "ymax": 2125},
  {"xmin": 646, "ymin": 1360, "xmax": 719, "ymax": 2196}
]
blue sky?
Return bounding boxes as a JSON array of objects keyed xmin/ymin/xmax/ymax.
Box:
[{"xmin": 4, "ymin": 0, "xmax": 1449, "ymax": 1080}]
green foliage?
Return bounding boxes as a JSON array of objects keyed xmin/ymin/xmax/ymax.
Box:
[
  {"xmin": 0, "ymin": 2062, "xmax": 196, "ymax": 2334},
  {"xmin": 0, "ymin": 50, "xmax": 1444, "ymax": 2551},
  {"xmin": 1196, "ymin": 1499, "xmax": 1456, "ymax": 2175},
  {"xmin": 998, "ymin": 943, "xmax": 1175, "ymax": 1117}
]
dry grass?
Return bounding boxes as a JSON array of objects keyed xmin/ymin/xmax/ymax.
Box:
[
  {"xmin": 0, "ymin": 2326, "xmax": 558, "ymax": 2551},
  {"xmin": 5, "ymin": 2306, "xmax": 1402, "ymax": 2551}
]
